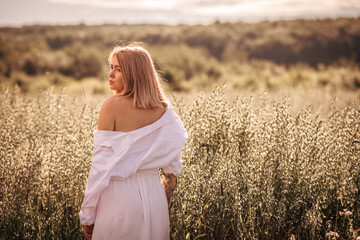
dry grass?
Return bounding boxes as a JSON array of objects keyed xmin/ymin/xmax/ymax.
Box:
[{"xmin": 0, "ymin": 85, "xmax": 359, "ymax": 239}]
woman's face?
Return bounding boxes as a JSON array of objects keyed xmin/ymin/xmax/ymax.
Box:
[{"xmin": 108, "ymin": 55, "xmax": 124, "ymax": 94}]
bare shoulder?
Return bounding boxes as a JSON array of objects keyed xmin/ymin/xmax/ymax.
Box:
[
  {"xmin": 101, "ymin": 95, "xmax": 130, "ymax": 111},
  {"xmin": 97, "ymin": 95, "xmax": 130, "ymax": 131}
]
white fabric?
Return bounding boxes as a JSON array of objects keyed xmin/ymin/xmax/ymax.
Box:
[{"xmin": 79, "ymin": 105, "xmax": 188, "ymax": 240}]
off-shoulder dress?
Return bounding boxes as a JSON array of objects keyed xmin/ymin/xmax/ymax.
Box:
[{"xmin": 79, "ymin": 105, "xmax": 188, "ymax": 240}]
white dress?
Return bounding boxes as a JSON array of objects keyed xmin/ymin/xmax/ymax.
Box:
[{"xmin": 79, "ymin": 105, "xmax": 188, "ymax": 240}]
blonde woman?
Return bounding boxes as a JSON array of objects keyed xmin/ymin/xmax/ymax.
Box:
[{"xmin": 79, "ymin": 45, "xmax": 188, "ymax": 240}]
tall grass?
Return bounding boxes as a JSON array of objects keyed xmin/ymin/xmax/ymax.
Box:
[
  {"xmin": 0, "ymin": 86, "xmax": 97, "ymax": 239},
  {"xmin": 172, "ymin": 86, "xmax": 359, "ymax": 239},
  {"xmin": 0, "ymin": 86, "xmax": 359, "ymax": 239}
]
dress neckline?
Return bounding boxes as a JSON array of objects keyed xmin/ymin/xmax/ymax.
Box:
[{"xmin": 95, "ymin": 105, "xmax": 172, "ymax": 135}]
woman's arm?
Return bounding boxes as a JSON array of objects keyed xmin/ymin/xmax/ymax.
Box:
[{"xmin": 161, "ymin": 170, "xmax": 177, "ymax": 204}]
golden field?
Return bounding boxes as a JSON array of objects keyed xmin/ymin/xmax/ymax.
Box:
[{"xmin": 1, "ymin": 17, "xmax": 360, "ymax": 239}]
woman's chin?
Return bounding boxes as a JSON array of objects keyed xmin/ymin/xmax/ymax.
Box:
[
  {"xmin": 109, "ymin": 85, "xmax": 116, "ymax": 91},
  {"xmin": 109, "ymin": 87, "xmax": 124, "ymax": 95}
]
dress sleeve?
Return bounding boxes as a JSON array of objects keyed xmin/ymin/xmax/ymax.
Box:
[
  {"xmin": 162, "ymin": 151, "xmax": 182, "ymax": 176},
  {"xmin": 79, "ymin": 144, "xmax": 116, "ymax": 226},
  {"xmin": 79, "ymin": 205, "xmax": 97, "ymax": 226}
]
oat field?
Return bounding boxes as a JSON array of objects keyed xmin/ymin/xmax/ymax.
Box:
[{"xmin": 0, "ymin": 86, "xmax": 359, "ymax": 239}]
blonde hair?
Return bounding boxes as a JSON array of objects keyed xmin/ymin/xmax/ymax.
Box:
[{"xmin": 108, "ymin": 44, "xmax": 168, "ymax": 109}]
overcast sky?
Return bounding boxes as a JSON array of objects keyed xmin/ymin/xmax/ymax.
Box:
[{"xmin": 0, "ymin": 0, "xmax": 359, "ymax": 26}]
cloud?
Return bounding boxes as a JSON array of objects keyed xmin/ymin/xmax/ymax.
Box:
[
  {"xmin": 48, "ymin": 0, "xmax": 177, "ymax": 10},
  {"xmin": 47, "ymin": 0, "xmax": 360, "ymax": 17},
  {"xmin": 183, "ymin": 0, "xmax": 360, "ymax": 17},
  {"xmin": 0, "ymin": 0, "xmax": 359, "ymax": 26}
]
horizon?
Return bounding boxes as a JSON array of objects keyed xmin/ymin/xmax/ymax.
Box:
[
  {"xmin": 0, "ymin": 0, "xmax": 360, "ymax": 27},
  {"xmin": 2, "ymin": 16, "xmax": 360, "ymax": 28}
]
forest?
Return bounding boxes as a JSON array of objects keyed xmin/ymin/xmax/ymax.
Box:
[{"xmin": 0, "ymin": 17, "xmax": 360, "ymax": 94}]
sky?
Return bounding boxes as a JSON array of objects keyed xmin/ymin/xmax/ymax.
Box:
[{"xmin": 0, "ymin": 0, "xmax": 359, "ymax": 26}]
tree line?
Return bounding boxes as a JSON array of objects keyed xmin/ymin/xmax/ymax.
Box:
[{"xmin": 0, "ymin": 17, "xmax": 359, "ymax": 92}]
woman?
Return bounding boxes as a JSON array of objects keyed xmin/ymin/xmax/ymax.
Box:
[{"xmin": 79, "ymin": 44, "xmax": 188, "ymax": 240}]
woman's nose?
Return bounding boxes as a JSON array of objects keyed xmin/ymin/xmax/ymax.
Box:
[{"xmin": 108, "ymin": 71, "xmax": 114, "ymax": 78}]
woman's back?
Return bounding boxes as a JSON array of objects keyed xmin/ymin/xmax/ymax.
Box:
[{"xmin": 99, "ymin": 95, "xmax": 167, "ymax": 132}]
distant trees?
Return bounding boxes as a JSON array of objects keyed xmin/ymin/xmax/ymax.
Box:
[
  {"xmin": 0, "ymin": 17, "xmax": 359, "ymax": 92},
  {"xmin": 47, "ymin": 35, "xmax": 73, "ymax": 50}
]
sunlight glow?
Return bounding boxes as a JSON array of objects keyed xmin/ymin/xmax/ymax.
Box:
[
  {"xmin": 192, "ymin": 0, "xmax": 345, "ymax": 17},
  {"xmin": 1, "ymin": 0, "xmax": 359, "ymax": 26},
  {"xmin": 48, "ymin": 0, "xmax": 360, "ymax": 14},
  {"xmin": 49, "ymin": 0, "xmax": 177, "ymax": 10}
]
